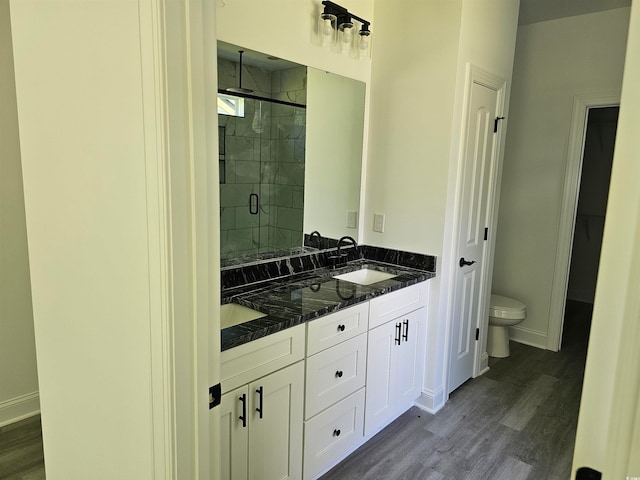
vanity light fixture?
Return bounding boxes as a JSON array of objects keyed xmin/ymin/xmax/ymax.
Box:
[{"xmin": 317, "ymin": 1, "xmax": 371, "ymax": 59}]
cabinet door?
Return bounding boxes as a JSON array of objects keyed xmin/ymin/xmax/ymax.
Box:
[
  {"xmin": 395, "ymin": 308, "xmax": 426, "ymax": 413},
  {"xmin": 364, "ymin": 319, "xmax": 400, "ymax": 436},
  {"xmin": 220, "ymin": 386, "xmax": 249, "ymax": 480},
  {"xmin": 248, "ymin": 361, "xmax": 304, "ymax": 480}
]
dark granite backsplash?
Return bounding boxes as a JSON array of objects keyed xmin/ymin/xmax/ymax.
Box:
[
  {"xmin": 221, "ymin": 244, "xmax": 436, "ymax": 293},
  {"xmin": 359, "ymin": 245, "xmax": 436, "ymax": 272}
]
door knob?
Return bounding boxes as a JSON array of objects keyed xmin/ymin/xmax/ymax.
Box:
[{"xmin": 459, "ymin": 257, "xmax": 477, "ymax": 267}]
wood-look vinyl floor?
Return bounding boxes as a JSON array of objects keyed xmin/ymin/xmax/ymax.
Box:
[
  {"xmin": 320, "ymin": 300, "xmax": 592, "ymax": 480},
  {"xmin": 0, "ymin": 414, "xmax": 45, "ymax": 480},
  {"xmin": 0, "ymin": 301, "xmax": 591, "ymax": 480}
]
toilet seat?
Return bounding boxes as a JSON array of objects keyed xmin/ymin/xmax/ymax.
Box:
[{"xmin": 490, "ymin": 294, "xmax": 527, "ymax": 320}]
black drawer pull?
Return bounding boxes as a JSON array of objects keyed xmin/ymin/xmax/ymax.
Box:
[
  {"xmin": 402, "ymin": 319, "xmax": 409, "ymax": 342},
  {"xmin": 335, "ymin": 370, "xmax": 343, "ymax": 378},
  {"xmin": 238, "ymin": 393, "xmax": 247, "ymax": 428},
  {"xmin": 337, "ymin": 324, "xmax": 346, "ymax": 332},
  {"xmin": 333, "ymin": 429, "xmax": 341, "ymax": 437},
  {"xmin": 395, "ymin": 322, "xmax": 402, "ymax": 345}
]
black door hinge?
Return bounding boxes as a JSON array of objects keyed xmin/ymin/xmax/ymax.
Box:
[
  {"xmin": 494, "ymin": 116, "xmax": 505, "ymax": 133},
  {"xmin": 575, "ymin": 467, "xmax": 601, "ymax": 480},
  {"xmin": 209, "ymin": 383, "xmax": 221, "ymax": 409},
  {"xmin": 484, "ymin": 227, "xmax": 488, "ymax": 241},
  {"xmin": 475, "ymin": 328, "xmax": 479, "ymax": 341}
]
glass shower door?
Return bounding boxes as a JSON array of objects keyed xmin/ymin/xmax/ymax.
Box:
[{"xmin": 219, "ymin": 95, "xmax": 306, "ymax": 264}]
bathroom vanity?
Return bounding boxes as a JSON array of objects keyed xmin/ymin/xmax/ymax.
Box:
[
  {"xmin": 215, "ymin": 40, "xmax": 436, "ymax": 480},
  {"xmin": 218, "ymin": 247, "xmax": 435, "ymax": 480}
]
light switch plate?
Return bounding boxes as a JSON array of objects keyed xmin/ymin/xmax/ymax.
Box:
[
  {"xmin": 346, "ymin": 210, "xmax": 358, "ymax": 229},
  {"xmin": 373, "ymin": 213, "xmax": 385, "ymax": 233}
]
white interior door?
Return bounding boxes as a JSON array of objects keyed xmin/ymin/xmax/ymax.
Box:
[{"xmin": 448, "ymin": 80, "xmax": 499, "ymax": 393}]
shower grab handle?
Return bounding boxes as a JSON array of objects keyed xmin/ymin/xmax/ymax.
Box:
[{"xmin": 249, "ymin": 193, "xmax": 259, "ymax": 215}]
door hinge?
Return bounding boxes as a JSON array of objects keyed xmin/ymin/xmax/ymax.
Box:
[
  {"xmin": 209, "ymin": 383, "xmax": 221, "ymax": 410},
  {"xmin": 484, "ymin": 227, "xmax": 488, "ymax": 241},
  {"xmin": 575, "ymin": 467, "xmax": 601, "ymax": 480},
  {"xmin": 475, "ymin": 328, "xmax": 480, "ymax": 341},
  {"xmin": 494, "ymin": 116, "xmax": 505, "ymax": 133}
]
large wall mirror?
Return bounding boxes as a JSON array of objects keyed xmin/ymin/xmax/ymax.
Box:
[{"xmin": 217, "ymin": 41, "xmax": 366, "ymax": 267}]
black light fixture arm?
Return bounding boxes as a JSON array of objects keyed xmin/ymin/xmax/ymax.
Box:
[{"xmin": 321, "ymin": 0, "xmax": 371, "ymax": 32}]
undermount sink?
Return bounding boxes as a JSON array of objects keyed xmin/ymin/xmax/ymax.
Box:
[
  {"xmin": 332, "ymin": 268, "xmax": 397, "ymax": 286},
  {"xmin": 220, "ymin": 303, "xmax": 266, "ymax": 329}
]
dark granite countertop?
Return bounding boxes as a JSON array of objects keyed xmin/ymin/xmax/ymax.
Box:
[{"xmin": 220, "ymin": 259, "xmax": 435, "ymax": 351}]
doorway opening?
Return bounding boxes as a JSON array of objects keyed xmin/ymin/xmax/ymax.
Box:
[
  {"xmin": 548, "ymin": 94, "xmax": 620, "ymax": 351},
  {"xmin": 561, "ymin": 105, "xmax": 619, "ymax": 348}
]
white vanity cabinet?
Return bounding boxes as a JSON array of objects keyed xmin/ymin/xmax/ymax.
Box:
[
  {"xmin": 303, "ymin": 303, "xmax": 368, "ymax": 480},
  {"xmin": 218, "ymin": 280, "xmax": 430, "ymax": 480},
  {"xmin": 220, "ymin": 324, "xmax": 305, "ymax": 480},
  {"xmin": 364, "ymin": 283, "xmax": 427, "ymax": 436}
]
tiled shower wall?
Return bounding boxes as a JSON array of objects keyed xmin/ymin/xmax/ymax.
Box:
[{"xmin": 217, "ymin": 57, "xmax": 306, "ymax": 261}]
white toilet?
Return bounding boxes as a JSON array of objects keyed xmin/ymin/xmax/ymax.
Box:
[{"xmin": 487, "ymin": 294, "xmax": 527, "ymax": 358}]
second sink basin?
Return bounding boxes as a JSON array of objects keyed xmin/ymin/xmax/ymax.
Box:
[
  {"xmin": 333, "ymin": 268, "xmax": 397, "ymax": 286},
  {"xmin": 220, "ymin": 303, "xmax": 267, "ymax": 329}
]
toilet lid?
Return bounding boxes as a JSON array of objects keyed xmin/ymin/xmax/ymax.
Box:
[{"xmin": 490, "ymin": 294, "xmax": 527, "ymax": 319}]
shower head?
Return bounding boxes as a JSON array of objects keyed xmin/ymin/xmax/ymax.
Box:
[{"xmin": 225, "ymin": 50, "xmax": 254, "ymax": 94}]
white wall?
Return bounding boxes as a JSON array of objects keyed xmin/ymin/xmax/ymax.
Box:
[
  {"xmin": 365, "ymin": 0, "xmax": 519, "ymax": 409},
  {"xmin": 573, "ymin": 3, "xmax": 640, "ymax": 476},
  {"xmin": 0, "ymin": 0, "xmax": 39, "ymax": 427},
  {"xmin": 363, "ymin": 0, "xmax": 461, "ymax": 412},
  {"xmin": 9, "ymin": 1, "xmax": 217, "ymax": 478},
  {"xmin": 215, "ymin": 0, "xmax": 372, "ymax": 83},
  {"xmin": 492, "ymin": 8, "xmax": 630, "ymax": 349},
  {"xmin": 11, "ymin": 3, "xmax": 158, "ymax": 476},
  {"xmin": 363, "ymin": 0, "xmax": 461, "ymax": 254}
]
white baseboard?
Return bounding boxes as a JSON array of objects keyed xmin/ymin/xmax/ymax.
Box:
[
  {"xmin": 477, "ymin": 352, "xmax": 490, "ymax": 376},
  {"xmin": 414, "ymin": 386, "xmax": 446, "ymax": 414},
  {"xmin": 0, "ymin": 391, "xmax": 40, "ymax": 427},
  {"xmin": 509, "ymin": 325, "xmax": 547, "ymax": 350}
]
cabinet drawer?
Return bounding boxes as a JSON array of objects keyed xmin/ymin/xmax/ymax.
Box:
[
  {"xmin": 303, "ymin": 388, "xmax": 365, "ymax": 480},
  {"xmin": 221, "ymin": 324, "xmax": 305, "ymax": 392},
  {"xmin": 369, "ymin": 282, "xmax": 427, "ymax": 329},
  {"xmin": 306, "ymin": 302, "xmax": 368, "ymax": 356},
  {"xmin": 305, "ymin": 333, "xmax": 367, "ymax": 419}
]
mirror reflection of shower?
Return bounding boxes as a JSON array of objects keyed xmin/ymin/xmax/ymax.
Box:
[{"xmin": 217, "ymin": 50, "xmax": 307, "ymax": 265}]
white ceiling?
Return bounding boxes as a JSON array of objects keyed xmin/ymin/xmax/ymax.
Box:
[
  {"xmin": 217, "ymin": 40, "xmax": 301, "ymax": 71},
  {"xmin": 518, "ymin": 0, "xmax": 631, "ymax": 25}
]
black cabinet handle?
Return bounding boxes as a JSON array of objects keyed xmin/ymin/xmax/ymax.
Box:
[
  {"xmin": 255, "ymin": 386, "xmax": 263, "ymax": 419},
  {"xmin": 333, "ymin": 429, "xmax": 341, "ymax": 437},
  {"xmin": 402, "ymin": 319, "xmax": 409, "ymax": 342},
  {"xmin": 395, "ymin": 323, "xmax": 402, "ymax": 345},
  {"xmin": 249, "ymin": 193, "xmax": 259, "ymax": 215},
  {"xmin": 335, "ymin": 370, "xmax": 343, "ymax": 378},
  {"xmin": 239, "ymin": 393, "xmax": 247, "ymax": 428},
  {"xmin": 337, "ymin": 324, "xmax": 346, "ymax": 332}
]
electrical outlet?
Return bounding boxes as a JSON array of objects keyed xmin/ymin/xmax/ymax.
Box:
[
  {"xmin": 373, "ymin": 213, "xmax": 385, "ymax": 233},
  {"xmin": 346, "ymin": 210, "xmax": 358, "ymax": 229}
]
